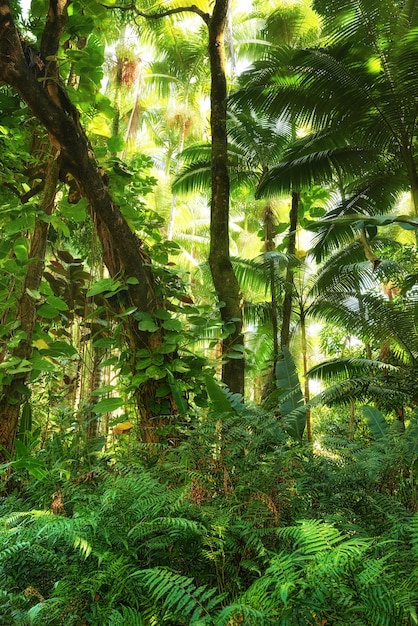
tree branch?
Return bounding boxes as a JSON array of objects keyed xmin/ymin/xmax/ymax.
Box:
[{"xmin": 98, "ymin": 2, "xmax": 210, "ymax": 24}]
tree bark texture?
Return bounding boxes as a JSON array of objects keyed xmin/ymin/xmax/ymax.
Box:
[
  {"xmin": 0, "ymin": 0, "xmax": 68, "ymax": 460},
  {"xmin": 263, "ymin": 202, "xmax": 280, "ymax": 364},
  {"xmin": 208, "ymin": 0, "xmax": 244, "ymax": 396},
  {"xmin": 280, "ymin": 191, "xmax": 299, "ymax": 349}
]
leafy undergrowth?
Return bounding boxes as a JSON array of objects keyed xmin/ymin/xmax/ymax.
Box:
[{"xmin": 0, "ymin": 405, "xmax": 418, "ymax": 625}]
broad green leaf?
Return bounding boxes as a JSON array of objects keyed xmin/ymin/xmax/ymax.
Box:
[
  {"xmin": 157, "ymin": 342, "xmax": 177, "ymax": 354},
  {"xmin": 87, "ymin": 277, "xmax": 122, "ymax": 297},
  {"xmin": 0, "ymin": 240, "xmax": 13, "ymax": 259},
  {"xmin": 30, "ymin": 354, "xmax": 57, "ymax": 372},
  {"xmin": 87, "ymin": 114, "xmax": 112, "ymax": 138},
  {"xmin": 169, "ymin": 359, "xmax": 190, "ymax": 373},
  {"xmin": 91, "ymin": 385, "xmax": 114, "ymax": 396},
  {"xmin": 154, "ymin": 309, "xmax": 171, "ymax": 320},
  {"xmin": 275, "ymin": 347, "xmax": 306, "ymax": 440},
  {"xmin": 93, "ymin": 337, "xmax": 117, "ymax": 348},
  {"xmin": 167, "ymin": 371, "xmax": 188, "ymax": 414},
  {"xmin": 14, "ymin": 237, "xmax": 28, "ymax": 262},
  {"xmin": 13, "ymin": 438, "xmax": 29, "ymax": 458},
  {"xmin": 145, "ymin": 365, "xmax": 166, "ymax": 380},
  {"xmin": 13, "ymin": 458, "xmax": 47, "ymax": 481},
  {"xmin": 60, "ymin": 197, "xmax": 88, "ymax": 222},
  {"xmin": 107, "ymin": 135, "xmax": 125, "ymax": 153},
  {"xmin": 155, "ymin": 384, "xmax": 171, "ymax": 398},
  {"xmin": 40, "ymin": 341, "xmax": 77, "ymax": 358},
  {"xmin": 46, "ymin": 295, "xmax": 69, "ymax": 311},
  {"xmin": 37, "ymin": 303, "xmax": 59, "ymax": 319},
  {"xmin": 131, "ymin": 372, "xmax": 148, "ymax": 385},
  {"xmin": 0, "ymin": 358, "xmax": 32, "ymax": 375},
  {"xmin": 138, "ymin": 320, "xmax": 159, "ymax": 332},
  {"xmin": 362, "ymin": 405, "xmax": 388, "ymax": 441},
  {"xmin": 26, "ymin": 288, "xmax": 42, "ymax": 300},
  {"xmin": 205, "ymin": 375, "xmax": 234, "ymax": 414},
  {"xmin": 49, "ymin": 215, "xmax": 70, "ymax": 237},
  {"xmin": 163, "ymin": 319, "xmax": 183, "ymax": 331},
  {"xmin": 93, "ymin": 397, "xmax": 123, "ymax": 414},
  {"xmin": 135, "ymin": 358, "xmax": 152, "ymax": 371}
]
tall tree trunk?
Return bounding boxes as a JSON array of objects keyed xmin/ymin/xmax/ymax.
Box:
[
  {"xmin": 280, "ymin": 191, "xmax": 299, "ymax": 348},
  {"xmin": 402, "ymin": 146, "xmax": 418, "ymax": 245},
  {"xmin": 299, "ymin": 309, "xmax": 312, "ymax": 444},
  {"xmin": 0, "ymin": 0, "xmax": 174, "ymax": 449},
  {"xmin": 263, "ymin": 202, "xmax": 279, "ymax": 363},
  {"xmin": 208, "ymin": 0, "xmax": 244, "ymax": 396},
  {"xmin": 0, "ymin": 0, "xmax": 68, "ymax": 460},
  {"xmin": 85, "ymin": 346, "xmax": 104, "ymax": 441},
  {"xmin": 0, "ymin": 157, "xmax": 59, "ymax": 459}
]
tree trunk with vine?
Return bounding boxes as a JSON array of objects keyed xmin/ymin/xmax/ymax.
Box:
[
  {"xmin": 0, "ymin": 0, "xmax": 175, "ymax": 453},
  {"xmin": 0, "ymin": 158, "xmax": 59, "ymax": 460},
  {"xmin": 208, "ymin": 0, "xmax": 244, "ymax": 396},
  {"xmin": 280, "ymin": 191, "xmax": 299, "ymax": 349}
]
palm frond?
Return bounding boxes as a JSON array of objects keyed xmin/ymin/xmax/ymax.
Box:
[
  {"xmin": 172, "ymin": 160, "xmax": 212, "ymax": 194},
  {"xmin": 231, "ymin": 253, "xmax": 291, "ymax": 296},
  {"xmin": 310, "ymin": 242, "xmax": 378, "ymax": 295},
  {"xmin": 256, "ymin": 145, "xmax": 375, "ymax": 198},
  {"xmin": 307, "ymin": 358, "xmax": 399, "ymax": 383}
]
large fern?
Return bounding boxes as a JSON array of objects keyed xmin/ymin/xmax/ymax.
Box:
[{"xmin": 221, "ymin": 518, "xmax": 418, "ymax": 625}]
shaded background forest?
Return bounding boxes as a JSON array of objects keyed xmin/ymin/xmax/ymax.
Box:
[{"xmin": 0, "ymin": 0, "xmax": 417, "ymax": 623}]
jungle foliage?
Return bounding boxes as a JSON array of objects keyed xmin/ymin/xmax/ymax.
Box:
[{"xmin": 0, "ymin": 0, "xmax": 417, "ymax": 623}]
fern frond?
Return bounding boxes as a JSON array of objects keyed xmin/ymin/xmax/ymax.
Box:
[
  {"xmin": 214, "ymin": 604, "xmax": 266, "ymax": 626},
  {"xmin": 411, "ymin": 513, "xmax": 418, "ymax": 562},
  {"xmin": 278, "ymin": 519, "xmax": 342, "ymax": 554},
  {"xmin": 128, "ymin": 516, "xmax": 205, "ymax": 542},
  {"xmin": 108, "ymin": 606, "xmax": 144, "ymax": 625},
  {"xmin": 132, "ymin": 567, "xmax": 223, "ymax": 624}
]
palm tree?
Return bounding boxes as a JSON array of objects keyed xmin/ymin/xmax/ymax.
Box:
[
  {"xmin": 304, "ymin": 235, "xmax": 418, "ymax": 428},
  {"xmin": 308, "ymin": 293, "xmax": 418, "ymax": 420},
  {"xmin": 137, "ymin": 19, "xmax": 210, "ymax": 240},
  {"xmin": 230, "ymin": 0, "xmax": 418, "ymax": 259}
]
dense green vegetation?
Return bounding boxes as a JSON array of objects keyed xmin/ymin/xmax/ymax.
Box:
[{"xmin": 0, "ymin": 0, "xmax": 417, "ymax": 623}]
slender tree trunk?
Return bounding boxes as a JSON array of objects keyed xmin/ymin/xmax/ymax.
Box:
[
  {"xmin": 122, "ymin": 58, "xmax": 143, "ymax": 158},
  {"xmin": 85, "ymin": 347, "xmax": 103, "ymax": 440},
  {"xmin": 112, "ymin": 60, "xmax": 123, "ymax": 142},
  {"xmin": 300, "ymin": 309, "xmax": 312, "ymax": 444},
  {"xmin": 280, "ymin": 191, "xmax": 299, "ymax": 348},
  {"xmin": 263, "ymin": 202, "xmax": 279, "ymax": 363},
  {"xmin": 111, "ymin": 32, "xmax": 126, "ymax": 149},
  {"xmin": 208, "ymin": 0, "xmax": 244, "ymax": 395},
  {"xmin": 402, "ymin": 146, "xmax": 418, "ymax": 220}
]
